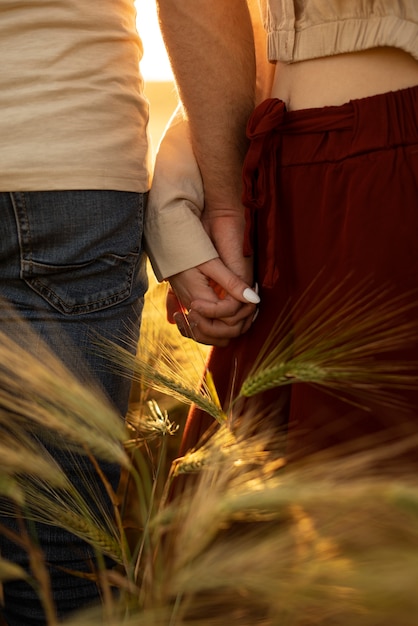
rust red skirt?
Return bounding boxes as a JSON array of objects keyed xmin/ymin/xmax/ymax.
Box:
[{"xmin": 180, "ymin": 85, "xmax": 418, "ymax": 463}]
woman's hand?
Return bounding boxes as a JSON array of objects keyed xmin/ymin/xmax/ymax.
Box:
[{"xmin": 167, "ymin": 257, "xmax": 259, "ymax": 346}]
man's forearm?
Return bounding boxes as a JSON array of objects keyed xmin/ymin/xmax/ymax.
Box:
[{"xmin": 156, "ymin": 0, "xmax": 256, "ymax": 209}]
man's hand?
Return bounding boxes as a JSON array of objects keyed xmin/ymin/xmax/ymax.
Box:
[{"xmin": 167, "ymin": 257, "xmax": 259, "ymax": 346}]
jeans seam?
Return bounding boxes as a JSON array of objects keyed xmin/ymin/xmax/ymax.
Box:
[{"xmin": 10, "ymin": 191, "xmax": 34, "ymax": 277}]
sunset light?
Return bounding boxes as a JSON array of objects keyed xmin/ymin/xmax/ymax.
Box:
[{"xmin": 135, "ymin": 1, "xmax": 173, "ymax": 82}]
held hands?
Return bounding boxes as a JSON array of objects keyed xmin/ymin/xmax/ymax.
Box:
[{"xmin": 167, "ymin": 257, "xmax": 260, "ymax": 347}]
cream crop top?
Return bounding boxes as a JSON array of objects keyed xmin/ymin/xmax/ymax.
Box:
[
  {"xmin": 0, "ymin": 1, "xmax": 150, "ymax": 192},
  {"xmin": 261, "ymin": 0, "xmax": 418, "ymax": 63}
]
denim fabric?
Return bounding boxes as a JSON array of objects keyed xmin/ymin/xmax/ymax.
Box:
[{"xmin": 0, "ymin": 190, "xmax": 148, "ymax": 625}]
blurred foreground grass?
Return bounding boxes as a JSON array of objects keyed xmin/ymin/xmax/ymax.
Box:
[{"xmin": 0, "ymin": 274, "xmax": 417, "ymax": 625}]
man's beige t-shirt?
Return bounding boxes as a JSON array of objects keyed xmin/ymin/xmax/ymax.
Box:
[{"xmin": 0, "ymin": 0, "xmax": 150, "ymax": 192}]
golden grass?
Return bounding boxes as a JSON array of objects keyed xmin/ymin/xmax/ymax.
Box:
[
  {"xmin": 240, "ymin": 279, "xmax": 418, "ymax": 412},
  {"xmin": 0, "ymin": 278, "xmax": 417, "ymax": 625}
]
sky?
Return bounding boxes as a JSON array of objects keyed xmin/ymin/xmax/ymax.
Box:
[{"xmin": 135, "ymin": 1, "xmax": 173, "ymax": 81}]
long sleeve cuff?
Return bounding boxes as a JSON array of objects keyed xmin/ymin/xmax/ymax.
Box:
[{"xmin": 144, "ymin": 107, "xmax": 218, "ymax": 281}]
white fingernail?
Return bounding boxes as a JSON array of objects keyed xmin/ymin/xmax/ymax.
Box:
[{"xmin": 243, "ymin": 287, "xmax": 260, "ymax": 304}]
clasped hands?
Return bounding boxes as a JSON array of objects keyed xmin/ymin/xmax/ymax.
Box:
[{"xmin": 166, "ymin": 256, "xmax": 260, "ymax": 347}]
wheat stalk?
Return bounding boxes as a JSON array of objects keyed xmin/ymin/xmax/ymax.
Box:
[
  {"xmin": 240, "ymin": 280, "xmax": 418, "ymax": 411},
  {"xmin": 0, "ymin": 325, "xmax": 130, "ymax": 467},
  {"xmin": 96, "ymin": 335, "xmax": 226, "ymax": 424},
  {"xmin": 0, "ymin": 474, "xmax": 123, "ymax": 564}
]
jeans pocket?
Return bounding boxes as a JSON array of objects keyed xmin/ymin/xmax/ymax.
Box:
[
  {"xmin": 24, "ymin": 250, "xmax": 141, "ymax": 315},
  {"xmin": 14, "ymin": 190, "xmax": 146, "ymax": 316}
]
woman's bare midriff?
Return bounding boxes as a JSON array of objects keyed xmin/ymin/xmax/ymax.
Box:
[{"xmin": 272, "ymin": 47, "xmax": 418, "ymax": 111}]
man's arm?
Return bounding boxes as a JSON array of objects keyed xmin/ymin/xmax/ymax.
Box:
[
  {"xmin": 156, "ymin": 0, "xmax": 256, "ymax": 285},
  {"xmin": 145, "ymin": 104, "xmax": 259, "ymax": 346}
]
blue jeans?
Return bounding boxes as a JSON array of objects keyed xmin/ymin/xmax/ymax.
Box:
[{"xmin": 0, "ymin": 190, "xmax": 148, "ymax": 625}]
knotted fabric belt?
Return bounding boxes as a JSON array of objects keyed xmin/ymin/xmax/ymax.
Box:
[{"xmin": 242, "ymin": 98, "xmax": 354, "ymax": 288}]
